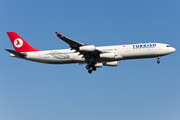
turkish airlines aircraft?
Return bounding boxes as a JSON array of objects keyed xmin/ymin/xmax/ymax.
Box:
[{"xmin": 6, "ymin": 32, "xmax": 176, "ymax": 73}]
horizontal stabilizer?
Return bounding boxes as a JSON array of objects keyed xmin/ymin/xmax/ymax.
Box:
[{"xmin": 5, "ymin": 49, "xmax": 27, "ymax": 57}]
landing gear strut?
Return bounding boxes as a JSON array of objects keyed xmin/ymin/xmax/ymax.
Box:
[{"xmin": 157, "ymin": 57, "xmax": 160, "ymax": 64}]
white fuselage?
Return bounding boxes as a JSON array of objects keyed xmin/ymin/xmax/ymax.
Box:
[{"xmin": 12, "ymin": 43, "xmax": 175, "ymax": 64}]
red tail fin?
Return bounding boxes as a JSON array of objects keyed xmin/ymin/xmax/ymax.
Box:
[{"xmin": 7, "ymin": 32, "xmax": 39, "ymax": 52}]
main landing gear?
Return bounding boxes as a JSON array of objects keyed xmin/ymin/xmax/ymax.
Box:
[
  {"xmin": 86, "ymin": 56, "xmax": 97, "ymax": 74},
  {"xmin": 86, "ymin": 63, "xmax": 97, "ymax": 74},
  {"xmin": 157, "ymin": 57, "xmax": 160, "ymax": 64}
]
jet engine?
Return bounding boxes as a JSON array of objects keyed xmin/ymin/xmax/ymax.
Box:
[
  {"xmin": 103, "ymin": 61, "xmax": 118, "ymax": 66},
  {"xmin": 95, "ymin": 63, "xmax": 102, "ymax": 68},
  {"xmin": 99, "ymin": 53, "xmax": 115, "ymax": 59},
  {"xmin": 79, "ymin": 45, "xmax": 95, "ymax": 52}
]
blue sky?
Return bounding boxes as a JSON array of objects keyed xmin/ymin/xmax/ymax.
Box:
[{"xmin": 1, "ymin": 0, "xmax": 180, "ymax": 120}]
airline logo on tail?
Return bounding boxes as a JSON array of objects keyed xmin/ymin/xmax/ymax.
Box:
[{"xmin": 14, "ymin": 38, "xmax": 23, "ymax": 48}]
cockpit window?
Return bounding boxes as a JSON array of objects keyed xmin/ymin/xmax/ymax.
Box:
[{"xmin": 166, "ymin": 45, "xmax": 171, "ymax": 47}]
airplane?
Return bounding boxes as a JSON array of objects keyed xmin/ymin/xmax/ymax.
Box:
[{"xmin": 5, "ymin": 31, "xmax": 176, "ymax": 74}]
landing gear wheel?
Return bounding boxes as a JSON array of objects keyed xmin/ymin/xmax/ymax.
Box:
[
  {"xmin": 157, "ymin": 57, "xmax": 160, "ymax": 64},
  {"xmin": 88, "ymin": 70, "xmax": 92, "ymax": 74},
  {"xmin": 86, "ymin": 65, "xmax": 90, "ymax": 69},
  {"xmin": 157, "ymin": 60, "xmax": 160, "ymax": 64}
]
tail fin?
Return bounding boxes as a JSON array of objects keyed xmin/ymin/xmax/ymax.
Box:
[{"xmin": 7, "ymin": 32, "xmax": 39, "ymax": 52}]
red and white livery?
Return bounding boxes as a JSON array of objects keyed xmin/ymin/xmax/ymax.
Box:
[{"xmin": 6, "ymin": 32, "xmax": 176, "ymax": 73}]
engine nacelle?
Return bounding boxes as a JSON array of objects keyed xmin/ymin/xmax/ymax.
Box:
[
  {"xmin": 79, "ymin": 45, "xmax": 95, "ymax": 52},
  {"xmin": 95, "ymin": 63, "xmax": 102, "ymax": 68},
  {"xmin": 99, "ymin": 53, "xmax": 115, "ymax": 59},
  {"xmin": 103, "ymin": 61, "xmax": 118, "ymax": 66}
]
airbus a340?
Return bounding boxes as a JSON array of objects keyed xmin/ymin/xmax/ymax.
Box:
[{"xmin": 6, "ymin": 32, "xmax": 176, "ymax": 73}]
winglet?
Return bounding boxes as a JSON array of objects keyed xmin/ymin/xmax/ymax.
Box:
[{"xmin": 55, "ymin": 32, "xmax": 63, "ymax": 37}]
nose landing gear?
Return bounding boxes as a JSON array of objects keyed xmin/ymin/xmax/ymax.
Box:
[{"xmin": 157, "ymin": 57, "xmax": 160, "ymax": 64}]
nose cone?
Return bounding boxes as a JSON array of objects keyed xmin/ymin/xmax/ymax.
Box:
[
  {"xmin": 170, "ymin": 47, "xmax": 176, "ymax": 53},
  {"xmin": 172, "ymin": 47, "xmax": 176, "ymax": 52}
]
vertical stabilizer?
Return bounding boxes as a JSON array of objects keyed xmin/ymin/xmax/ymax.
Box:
[{"xmin": 7, "ymin": 32, "xmax": 39, "ymax": 52}]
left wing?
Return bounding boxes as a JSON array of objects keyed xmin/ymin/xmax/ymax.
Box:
[
  {"xmin": 55, "ymin": 32, "xmax": 104, "ymax": 64},
  {"xmin": 55, "ymin": 32, "xmax": 84, "ymax": 50},
  {"xmin": 55, "ymin": 32, "xmax": 102, "ymax": 55}
]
